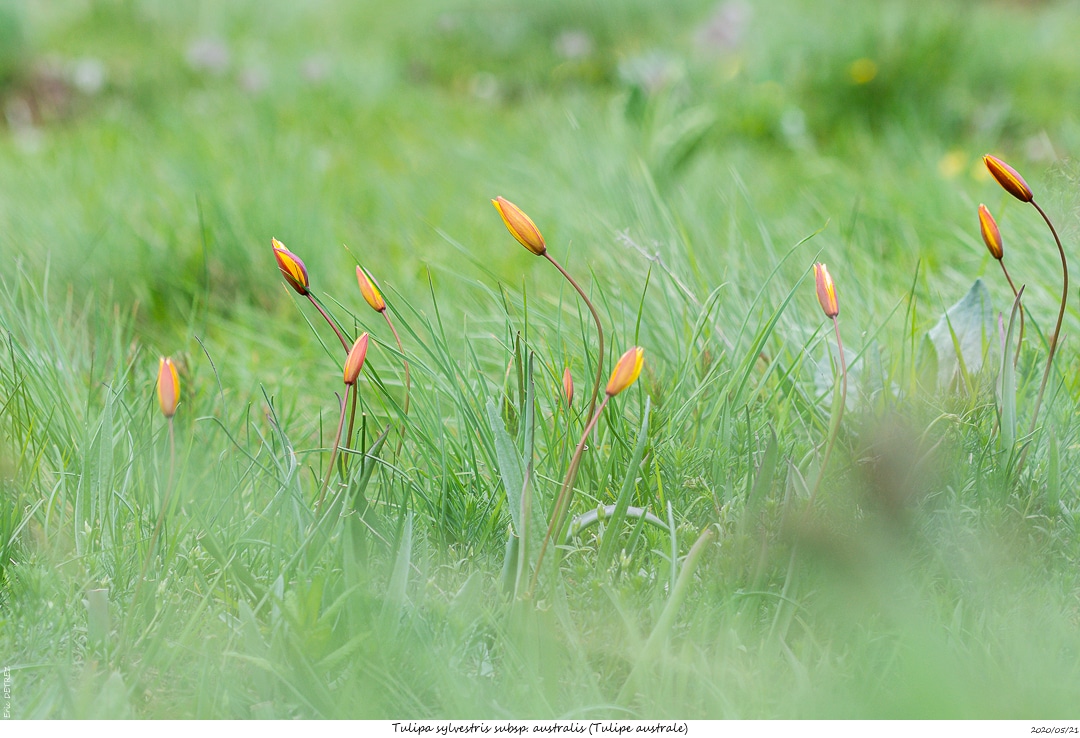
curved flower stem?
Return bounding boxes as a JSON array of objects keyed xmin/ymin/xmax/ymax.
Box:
[
  {"xmin": 999, "ymin": 261, "xmax": 1025, "ymax": 367},
  {"xmin": 1025, "ymin": 200, "xmax": 1068, "ymax": 441},
  {"xmin": 306, "ymin": 292, "xmax": 350, "ymax": 352},
  {"xmin": 527, "ymin": 394, "xmax": 611, "ymax": 599},
  {"xmin": 544, "ymin": 253, "xmax": 605, "ymax": 424},
  {"xmin": 316, "ymin": 386, "xmax": 351, "ymax": 517}
]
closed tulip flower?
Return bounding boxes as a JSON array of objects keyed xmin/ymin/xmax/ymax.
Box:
[
  {"xmin": 157, "ymin": 357, "xmax": 180, "ymax": 418},
  {"xmin": 492, "ymin": 196, "xmax": 546, "ymax": 256},
  {"xmin": 272, "ymin": 238, "xmax": 310, "ymax": 295}
]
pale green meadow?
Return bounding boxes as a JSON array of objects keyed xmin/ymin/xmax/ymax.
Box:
[{"xmin": 2, "ymin": 0, "xmax": 1080, "ymax": 719}]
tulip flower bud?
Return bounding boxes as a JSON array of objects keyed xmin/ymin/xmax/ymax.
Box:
[
  {"xmin": 983, "ymin": 155, "xmax": 1033, "ymax": 203},
  {"xmin": 605, "ymin": 347, "xmax": 644, "ymax": 397},
  {"xmin": 157, "ymin": 357, "xmax": 180, "ymax": 418},
  {"xmin": 272, "ymin": 237, "xmax": 310, "ymax": 295},
  {"xmin": 356, "ymin": 265, "xmax": 386, "ymax": 313},
  {"xmin": 344, "ymin": 333, "xmax": 369, "ymax": 386},
  {"xmin": 813, "ymin": 263, "xmax": 839, "ymax": 319},
  {"xmin": 978, "ymin": 204, "xmax": 1003, "ymax": 260},
  {"xmin": 563, "ymin": 366, "xmax": 574, "ymax": 408},
  {"xmin": 491, "ymin": 196, "xmax": 546, "ymax": 256}
]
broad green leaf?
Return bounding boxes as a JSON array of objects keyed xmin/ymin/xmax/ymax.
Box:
[
  {"xmin": 486, "ymin": 397, "xmax": 525, "ymax": 536},
  {"xmin": 928, "ymin": 279, "xmax": 994, "ymax": 389}
]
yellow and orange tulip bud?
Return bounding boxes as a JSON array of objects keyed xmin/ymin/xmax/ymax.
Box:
[
  {"xmin": 356, "ymin": 265, "xmax": 386, "ymax": 313},
  {"xmin": 491, "ymin": 196, "xmax": 546, "ymax": 256},
  {"xmin": 813, "ymin": 263, "xmax": 839, "ymax": 319},
  {"xmin": 272, "ymin": 237, "xmax": 310, "ymax": 295},
  {"xmin": 983, "ymin": 154, "xmax": 1033, "ymax": 203},
  {"xmin": 605, "ymin": 347, "xmax": 644, "ymax": 397},
  {"xmin": 343, "ymin": 333, "xmax": 369, "ymax": 386},
  {"xmin": 157, "ymin": 357, "xmax": 180, "ymax": 418},
  {"xmin": 978, "ymin": 204, "xmax": 1003, "ymax": 260},
  {"xmin": 563, "ymin": 366, "xmax": 574, "ymax": 408}
]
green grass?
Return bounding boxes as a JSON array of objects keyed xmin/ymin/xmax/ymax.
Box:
[{"xmin": 2, "ymin": 0, "xmax": 1080, "ymax": 719}]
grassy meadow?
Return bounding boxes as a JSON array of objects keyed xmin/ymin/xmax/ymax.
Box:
[{"xmin": 2, "ymin": 0, "xmax": 1080, "ymax": 719}]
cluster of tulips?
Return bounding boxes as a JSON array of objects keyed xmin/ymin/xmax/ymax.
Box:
[
  {"xmin": 147, "ymin": 152, "xmax": 1063, "ymax": 589},
  {"xmin": 978, "ymin": 154, "xmax": 1068, "ymax": 443}
]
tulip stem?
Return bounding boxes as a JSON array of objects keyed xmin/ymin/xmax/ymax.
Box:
[
  {"xmin": 343, "ymin": 386, "xmax": 359, "ymax": 472},
  {"xmin": 131, "ymin": 417, "xmax": 176, "ymax": 614},
  {"xmin": 306, "ymin": 292, "xmax": 351, "ymax": 352},
  {"xmin": 383, "ymin": 311, "xmax": 411, "ymax": 418},
  {"xmin": 998, "ymin": 260, "xmax": 1025, "ymax": 367},
  {"xmin": 544, "ymin": 253, "xmax": 605, "ymax": 424},
  {"xmin": 527, "ymin": 394, "xmax": 610, "ymax": 599},
  {"xmin": 1024, "ymin": 200, "xmax": 1068, "ymax": 447},
  {"xmin": 808, "ymin": 317, "xmax": 846, "ymax": 507},
  {"xmin": 316, "ymin": 386, "xmax": 351, "ymax": 517},
  {"xmin": 384, "ymin": 311, "xmax": 411, "ymax": 458}
]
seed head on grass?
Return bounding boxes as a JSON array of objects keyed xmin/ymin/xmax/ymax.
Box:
[
  {"xmin": 272, "ymin": 237, "xmax": 310, "ymax": 296},
  {"xmin": 157, "ymin": 357, "xmax": 180, "ymax": 418}
]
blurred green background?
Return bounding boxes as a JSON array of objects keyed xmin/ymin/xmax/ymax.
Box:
[{"xmin": 2, "ymin": 0, "xmax": 1080, "ymax": 719}]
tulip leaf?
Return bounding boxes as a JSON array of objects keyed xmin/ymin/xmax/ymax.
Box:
[
  {"xmin": 997, "ymin": 286, "xmax": 1024, "ymax": 452},
  {"xmin": 486, "ymin": 397, "xmax": 525, "ymax": 537},
  {"xmin": 928, "ymin": 279, "xmax": 994, "ymax": 389},
  {"xmin": 598, "ymin": 395, "xmax": 652, "ymax": 570}
]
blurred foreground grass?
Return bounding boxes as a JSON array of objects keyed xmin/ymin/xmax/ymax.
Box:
[{"xmin": 1, "ymin": 0, "xmax": 1080, "ymax": 719}]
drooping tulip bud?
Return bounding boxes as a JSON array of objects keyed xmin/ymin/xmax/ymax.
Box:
[
  {"xmin": 491, "ymin": 196, "xmax": 546, "ymax": 256},
  {"xmin": 157, "ymin": 357, "xmax": 180, "ymax": 418},
  {"xmin": 344, "ymin": 333, "xmax": 369, "ymax": 385},
  {"xmin": 605, "ymin": 347, "xmax": 644, "ymax": 397},
  {"xmin": 562, "ymin": 366, "xmax": 574, "ymax": 408},
  {"xmin": 813, "ymin": 263, "xmax": 839, "ymax": 319},
  {"xmin": 272, "ymin": 237, "xmax": 310, "ymax": 295},
  {"xmin": 978, "ymin": 204, "xmax": 1003, "ymax": 260},
  {"xmin": 356, "ymin": 265, "xmax": 386, "ymax": 313},
  {"xmin": 983, "ymin": 155, "xmax": 1033, "ymax": 203}
]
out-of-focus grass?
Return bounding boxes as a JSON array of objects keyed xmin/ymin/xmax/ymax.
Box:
[{"xmin": 1, "ymin": 0, "xmax": 1080, "ymax": 719}]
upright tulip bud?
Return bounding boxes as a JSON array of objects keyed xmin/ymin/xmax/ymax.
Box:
[
  {"xmin": 157, "ymin": 357, "xmax": 180, "ymax": 418},
  {"xmin": 978, "ymin": 204, "xmax": 1003, "ymax": 260},
  {"xmin": 491, "ymin": 196, "xmax": 546, "ymax": 256},
  {"xmin": 356, "ymin": 265, "xmax": 386, "ymax": 313},
  {"xmin": 272, "ymin": 237, "xmax": 310, "ymax": 295},
  {"xmin": 983, "ymin": 155, "xmax": 1033, "ymax": 203},
  {"xmin": 606, "ymin": 347, "xmax": 644, "ymax": 397},
  {"xmin": 562, "ymin": 366, "xmax": 574, "ymax": 408},
  {"xmin": 344, "ymin": 333, "xmax": 369, "ymax": 385},
  {"xmin": 813, "ymin": 263, "xmax": 839, "ymax": 319}
]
